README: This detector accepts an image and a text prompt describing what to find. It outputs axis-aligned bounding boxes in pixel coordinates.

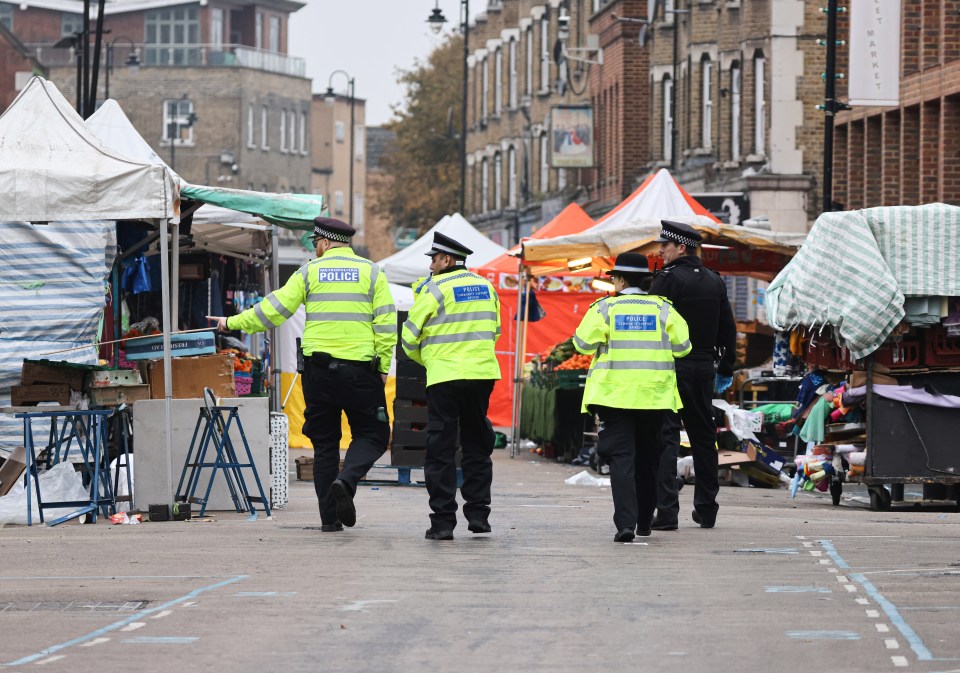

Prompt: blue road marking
[735,548,800,554]
[3,575,247,666]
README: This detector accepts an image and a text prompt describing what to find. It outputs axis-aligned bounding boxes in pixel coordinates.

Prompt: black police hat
[313,217,356,243]
[425,231,473,259]
[606,252,652,276]
[656,219,702,247]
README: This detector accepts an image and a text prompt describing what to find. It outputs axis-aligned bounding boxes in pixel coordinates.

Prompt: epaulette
[589,296,608,309]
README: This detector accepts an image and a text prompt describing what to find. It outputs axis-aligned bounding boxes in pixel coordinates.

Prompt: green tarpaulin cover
[181,184,325,230]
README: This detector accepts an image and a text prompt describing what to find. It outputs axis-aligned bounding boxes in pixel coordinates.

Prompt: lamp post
[324,71,356,227]
[426,0,469,215]
[168,94,198,173]
[104,36,140,100]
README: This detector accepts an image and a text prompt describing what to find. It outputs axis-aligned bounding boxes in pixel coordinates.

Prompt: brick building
[2,0,311,199]
[464,0,596,246]
[364,126,398,262]
[645,0,826,232]
[0,23,45,111]
[832,1,960,210]
[310,93,368,254]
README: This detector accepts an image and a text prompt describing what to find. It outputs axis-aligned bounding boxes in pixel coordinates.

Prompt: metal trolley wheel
[868,485,892,511]
[829,477,843,507]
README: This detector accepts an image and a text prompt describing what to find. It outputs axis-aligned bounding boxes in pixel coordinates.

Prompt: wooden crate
[21,361,86,390]
[11,384,71,406]
[87,384,151,406]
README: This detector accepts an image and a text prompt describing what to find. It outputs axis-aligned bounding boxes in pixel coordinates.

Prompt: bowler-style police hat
[425,232,473,259]
[606,252,652,276]
[313,217,356,243]
[656,220,702,247]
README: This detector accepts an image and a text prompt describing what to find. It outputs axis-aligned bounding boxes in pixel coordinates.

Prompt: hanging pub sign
[848,0,901,106]
[550,105,594,168]
[690,192,750,225]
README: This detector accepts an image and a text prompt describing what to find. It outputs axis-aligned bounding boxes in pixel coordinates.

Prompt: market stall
[767,204,960,509]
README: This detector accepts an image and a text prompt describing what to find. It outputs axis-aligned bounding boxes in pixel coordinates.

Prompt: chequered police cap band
[313,226,352,243]
[660,228,699,247]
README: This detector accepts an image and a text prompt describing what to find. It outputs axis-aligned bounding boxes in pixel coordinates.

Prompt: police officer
[650,220,737,530]
[400,232,501,541]
[573,253,691,542]
[208,217,396,532]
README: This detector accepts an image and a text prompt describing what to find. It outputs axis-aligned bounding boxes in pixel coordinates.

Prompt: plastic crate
[235,372,252,396]
[923,327,960,367]
[872,338,921,369]
[556,370,588,388]
[804,339,839,369]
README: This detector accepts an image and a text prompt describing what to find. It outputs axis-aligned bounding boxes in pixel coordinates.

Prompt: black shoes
[320,522,343,532]
[636,528,652,537]
[651,517,679,531]
[331,479,356,528]
[614,528,636,543]
[425,528,454,540]
[691,510,716,529]
[467,520,492,534]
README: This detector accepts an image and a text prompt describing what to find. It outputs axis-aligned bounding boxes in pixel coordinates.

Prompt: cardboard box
[125,331,217,361]
[0,446,27,497]
[21,360,87,390]
[11,384,71,406]
[295,456,314,481]
[147,354,235,400]
[88,384,151,406]
[741,439,786,474]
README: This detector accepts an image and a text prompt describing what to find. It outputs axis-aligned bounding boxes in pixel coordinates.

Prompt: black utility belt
[306,351,379,372]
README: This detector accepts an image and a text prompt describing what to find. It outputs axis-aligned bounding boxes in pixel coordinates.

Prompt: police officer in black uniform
[650,220,737,530]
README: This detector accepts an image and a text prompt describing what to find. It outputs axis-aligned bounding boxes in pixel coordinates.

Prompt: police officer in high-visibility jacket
[208,217,396,533]
[400,232,501,541]
[573,253,691,543]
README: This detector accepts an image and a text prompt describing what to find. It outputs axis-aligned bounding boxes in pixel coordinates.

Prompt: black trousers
[424,379,496,530]
[656,358,719,524]
[593,406,666,533]
[302,360,389,525]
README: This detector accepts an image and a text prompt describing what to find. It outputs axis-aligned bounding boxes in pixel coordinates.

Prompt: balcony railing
[25,43,306,78]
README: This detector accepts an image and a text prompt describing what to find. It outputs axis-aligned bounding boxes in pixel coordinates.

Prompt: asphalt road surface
[2,451,959,673]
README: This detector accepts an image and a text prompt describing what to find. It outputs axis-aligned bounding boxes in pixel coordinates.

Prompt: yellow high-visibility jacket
[400,268,501,386]
[227,247,396,373]
[573,290,691,412]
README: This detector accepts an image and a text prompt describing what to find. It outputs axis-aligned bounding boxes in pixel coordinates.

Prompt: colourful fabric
[573,290,691,413]
[799,396,831,444]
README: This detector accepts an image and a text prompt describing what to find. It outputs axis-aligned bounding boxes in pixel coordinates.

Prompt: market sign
[848,0,901,107]
[550,105,594,168]
[690,192,749,225]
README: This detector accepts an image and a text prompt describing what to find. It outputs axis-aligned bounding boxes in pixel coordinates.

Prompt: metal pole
[270,225,281,412]
[104,44,111,100]
[671,8,679,171]
[171,220,179,332]
[460,0,469,214]
[822,0,839,213]
[88,0,106,116]
[81,0,90,117]
[348,78,355,227]
[157,220,175,506]
[75,35,82,115]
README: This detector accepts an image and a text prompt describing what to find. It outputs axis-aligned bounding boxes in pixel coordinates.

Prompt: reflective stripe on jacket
[400,269,502,386]
[226,247,396,373]
[573,292,691,412]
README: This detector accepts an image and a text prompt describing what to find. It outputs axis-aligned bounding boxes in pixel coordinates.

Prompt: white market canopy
[86,99,183,186]
[0,77,177,222]
[377,213,509,285]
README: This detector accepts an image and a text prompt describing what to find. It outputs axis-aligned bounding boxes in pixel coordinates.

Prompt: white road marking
[35,655,66,665]
[340,599,399,612]
[885,639,900,649]
[803,542,814,548]
[856,597,870,605]
[845,584,858,593]
[151,610,173,619]
[820,559,832,565]
[120,623,145,632]
[796,535,807,540]
[866,610,880,618]
[876,623,890,633]
[836,575,849,582]
[80,638,110,647]
[181,602,197,607]
[891,655,908,667]
[809,551,823,557]
[828,568,839,573]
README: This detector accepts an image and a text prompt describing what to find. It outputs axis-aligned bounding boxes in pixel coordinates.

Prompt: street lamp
[168,94,198,173]
[104,36,140,101]
[324,70,356,227]
[425,0,469,215]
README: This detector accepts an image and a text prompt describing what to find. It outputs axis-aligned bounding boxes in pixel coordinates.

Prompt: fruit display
[543,338,592,370]
[220,347,258,373]
[555,353,592,370]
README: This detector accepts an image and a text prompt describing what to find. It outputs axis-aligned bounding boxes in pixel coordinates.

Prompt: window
[481,57,489,122]
[280,108,287,151]
[701,57,713,149]
[507,147,517,208]
[0,4,13,31]
[481,158,489,212]
[61,12,83,37]
[730,62,741,160]
[335,120,345,142]
[300,111,307,153]
[144,6,200,65]
[269,16,280,53]
[210,8,223,48]
[754,52,766,155]
[333,190,344,214]
[247,104,255,148]
[524,27,533,96]
[289,110,296,151]
[261,105,269,149]
[663,76,673,163]
[508,39,518,109]
[162,99,195,145]
[557,168,567,190]
[494,47,503,115]
[354,124,364,159]
[494,152,502,210]
[255,12,263,49]
[540,133,549,192]
[354,193,364,229]
[540,17,550,91]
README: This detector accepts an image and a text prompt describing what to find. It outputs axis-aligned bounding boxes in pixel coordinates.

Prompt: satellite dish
[638,23,649,48]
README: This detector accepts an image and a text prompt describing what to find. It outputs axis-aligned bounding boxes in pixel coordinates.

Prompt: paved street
[2,450,959,673]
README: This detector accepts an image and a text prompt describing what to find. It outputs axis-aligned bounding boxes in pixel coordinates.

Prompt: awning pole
[270,225,281,412]
[171,220,179,333]
[157,219,175,506]
[510,262,532,458]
